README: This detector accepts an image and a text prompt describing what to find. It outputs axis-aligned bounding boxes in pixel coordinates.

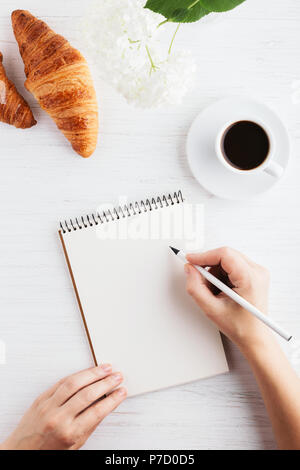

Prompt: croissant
[0,51,36,129]
[11,10,98,158]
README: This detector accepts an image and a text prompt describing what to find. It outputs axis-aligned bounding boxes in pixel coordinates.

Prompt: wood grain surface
[0,0,299,450]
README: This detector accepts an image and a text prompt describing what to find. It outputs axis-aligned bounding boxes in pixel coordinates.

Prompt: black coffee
[221,120,270,171]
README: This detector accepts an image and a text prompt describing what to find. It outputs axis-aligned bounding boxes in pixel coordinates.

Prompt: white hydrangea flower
[81,0,196,108]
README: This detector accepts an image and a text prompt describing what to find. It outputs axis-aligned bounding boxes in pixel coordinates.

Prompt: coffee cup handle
[263,161,284,178]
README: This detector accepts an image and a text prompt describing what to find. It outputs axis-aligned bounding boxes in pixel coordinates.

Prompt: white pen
[169,246,293,342]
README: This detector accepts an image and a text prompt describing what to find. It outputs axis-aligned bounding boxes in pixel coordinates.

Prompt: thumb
[185,264,219,314]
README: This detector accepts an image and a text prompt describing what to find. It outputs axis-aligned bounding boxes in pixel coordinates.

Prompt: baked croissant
[0,51,36,128]
[11,10,98,158]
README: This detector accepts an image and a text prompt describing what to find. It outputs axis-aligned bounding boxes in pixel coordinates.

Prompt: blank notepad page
[60,201,228,396]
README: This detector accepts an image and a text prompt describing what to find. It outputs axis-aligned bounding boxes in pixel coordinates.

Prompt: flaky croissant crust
[12,10,98,157]
[0,51,36,129]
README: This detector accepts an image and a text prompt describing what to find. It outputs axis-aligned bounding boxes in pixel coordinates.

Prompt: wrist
[0,433,22,450]
[0,439,12,450]
[238,330,278,361]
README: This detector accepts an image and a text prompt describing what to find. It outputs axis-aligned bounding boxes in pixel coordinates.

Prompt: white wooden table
[0,0,299,450]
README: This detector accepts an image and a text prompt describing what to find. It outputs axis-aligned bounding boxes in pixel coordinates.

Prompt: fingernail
[117,387,127,396]
[101,363,112,372]
[184,264,190,275]
[112,373,122,383]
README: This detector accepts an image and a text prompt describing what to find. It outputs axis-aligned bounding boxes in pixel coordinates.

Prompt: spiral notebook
[59,191,228,396]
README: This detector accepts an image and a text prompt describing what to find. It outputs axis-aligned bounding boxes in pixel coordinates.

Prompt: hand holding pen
[175,246,300,450]
[171,246,289,349]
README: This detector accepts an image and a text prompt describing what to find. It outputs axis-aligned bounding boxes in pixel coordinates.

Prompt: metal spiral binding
[59,190,183,234]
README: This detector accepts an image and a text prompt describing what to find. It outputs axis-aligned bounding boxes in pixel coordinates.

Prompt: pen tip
[169,246,179,255]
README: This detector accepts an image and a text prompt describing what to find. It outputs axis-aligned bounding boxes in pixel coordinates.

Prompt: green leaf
[145,0,210,23]
[199,0,246,12]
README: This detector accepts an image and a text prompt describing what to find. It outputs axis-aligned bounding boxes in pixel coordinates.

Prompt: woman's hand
[0,365,126,450]
[185,247,300,450]
[185,247,273,351]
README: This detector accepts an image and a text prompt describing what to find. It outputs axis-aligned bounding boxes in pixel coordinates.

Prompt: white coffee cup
[215,119,283,178]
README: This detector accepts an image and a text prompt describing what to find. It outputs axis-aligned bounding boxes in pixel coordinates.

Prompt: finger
[185,264,219,312]
[207,265,234,295]
[187,247,250,288]
[187,247,245,267]
[35,379,66,403]
[75,387,127,433]
[63,372,123,416]
[52,364,113,406]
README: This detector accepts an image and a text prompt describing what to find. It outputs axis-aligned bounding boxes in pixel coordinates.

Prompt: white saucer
[186,97,290,200]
